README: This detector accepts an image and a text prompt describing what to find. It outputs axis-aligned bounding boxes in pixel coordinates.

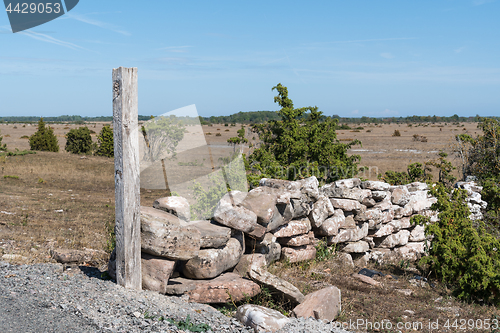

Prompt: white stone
[236,304,290,332]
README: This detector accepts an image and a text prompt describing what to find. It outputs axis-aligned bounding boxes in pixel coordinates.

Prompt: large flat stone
[249,266,305,304]
[328,222,368,244]
[281,244,316,263]
[272,218,311,238]
[183,234,243,279]
[361,181,391,191]
[278,231,314,247]
[330,198,365,213]
[292,286,341,322]
[140,206,201,260]
[190,220,231,249]
[213,192,259,233]
[165,272,260,303]
[375,230,410,248]
[153,196,191,222]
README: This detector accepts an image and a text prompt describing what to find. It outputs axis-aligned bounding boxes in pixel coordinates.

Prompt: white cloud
[380,52,395,59]
[455,46,466,53]
[67,13,131,36]
[352,110,359,115]
[18,30,87,51]
[158,46,193,53]
[473,0,495,5]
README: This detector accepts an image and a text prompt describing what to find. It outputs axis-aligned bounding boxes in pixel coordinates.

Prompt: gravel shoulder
[0,261,352,333]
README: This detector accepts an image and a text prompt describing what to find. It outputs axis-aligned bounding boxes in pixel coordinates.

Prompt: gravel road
[0,261,353,333]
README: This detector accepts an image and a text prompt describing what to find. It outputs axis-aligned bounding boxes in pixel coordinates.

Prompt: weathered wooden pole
[112,67,141,290]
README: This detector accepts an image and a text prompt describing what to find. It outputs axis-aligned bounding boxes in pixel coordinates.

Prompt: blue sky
[1,0,499,118]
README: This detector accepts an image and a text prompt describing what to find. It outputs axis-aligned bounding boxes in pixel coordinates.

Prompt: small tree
[0,129,6,151]
[246,83,361,186]
[418,183,500,304]
[96,125,114,157]
[65,126,93,154]
[227,126,248,152]
[29,117,59,152]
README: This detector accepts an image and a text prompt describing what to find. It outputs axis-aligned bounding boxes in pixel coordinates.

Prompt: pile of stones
[104,176,487,331]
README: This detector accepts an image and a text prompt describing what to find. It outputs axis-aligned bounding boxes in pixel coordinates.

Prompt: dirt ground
[1,120,497,333]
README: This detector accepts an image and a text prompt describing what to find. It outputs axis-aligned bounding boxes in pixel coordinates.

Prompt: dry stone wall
[108,176,487,307]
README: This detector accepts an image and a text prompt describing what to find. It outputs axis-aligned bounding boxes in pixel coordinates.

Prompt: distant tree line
[0,115,153,123]
[1,113,498,125]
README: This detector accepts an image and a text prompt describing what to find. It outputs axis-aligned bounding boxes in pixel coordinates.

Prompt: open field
[1,120,497,333]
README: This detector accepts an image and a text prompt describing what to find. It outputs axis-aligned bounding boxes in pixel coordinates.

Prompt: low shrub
[29,118,59,152]
[95,125,114,158]
[65,126,93,154]
[392,130,401,137]
[419,183,500,305]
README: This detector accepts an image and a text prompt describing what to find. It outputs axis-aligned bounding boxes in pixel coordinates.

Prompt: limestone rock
[190,220,231,249]
[213,192,258,233]
[259,178,301,191]
[278,231,315,247]
[353,273,380,286]
[391,187,411,206]
[272,218,311,238]
[361,197,376,208]
[292,286,341,322]
[329,188,372,203]
[394,242,425,261]
[140,207,201,260]
[236,304,290,333]
[249,266,305,304]
[308,195,334,228]
[297,176,320,200]
[393,204,413,219]
[315,210,344,236]
[165,273,260,303]
[50,248,95,264]
[328,223,368,244]
[372,191,390,201]
[338,215,356,229]
[335,178,361,189]
[183,235,243,279]
[354,208,383,226]
[374,200,392,212]
[342,240,369,253]
[141,253,176,294]
[361,181,390,191]
[281,244,317,264]
[409,225,426,242]
[375,230,410,248]
[388,217,411,232]
[330,198,365,213]
[407,182,429,192]
[153,196,191,221]
[290,198,310,219]
[233,253,267,277]
[240,187,285,230]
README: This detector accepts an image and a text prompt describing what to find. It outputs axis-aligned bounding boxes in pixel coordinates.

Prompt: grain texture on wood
[113,67,141,290]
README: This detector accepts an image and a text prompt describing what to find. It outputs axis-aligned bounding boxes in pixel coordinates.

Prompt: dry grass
[269,252,500,333]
